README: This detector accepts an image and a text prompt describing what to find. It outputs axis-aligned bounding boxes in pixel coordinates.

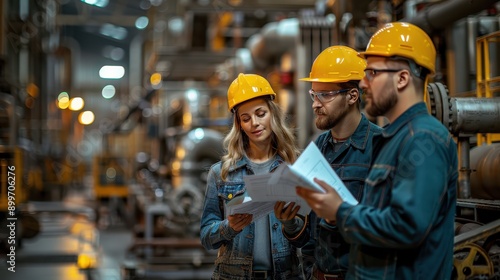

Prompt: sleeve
[337,132,452,248]
[283,213,310,246]
[199,167,239,250]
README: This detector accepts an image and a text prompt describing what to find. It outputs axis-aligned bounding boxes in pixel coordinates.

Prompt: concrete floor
[0,176,215,280]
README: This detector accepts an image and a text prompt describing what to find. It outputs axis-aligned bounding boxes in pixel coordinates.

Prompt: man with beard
[274,45,381,280]
[296,22,459,279]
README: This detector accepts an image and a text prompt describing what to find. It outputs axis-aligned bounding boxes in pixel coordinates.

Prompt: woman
[200,73,303,280]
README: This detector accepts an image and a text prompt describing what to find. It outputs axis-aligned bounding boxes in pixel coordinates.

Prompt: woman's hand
[228,214,253,232]
[274,201,300,223]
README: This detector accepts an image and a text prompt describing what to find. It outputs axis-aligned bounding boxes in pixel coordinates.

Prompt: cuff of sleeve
[336,201,355,229]
[221,219,239,239]
[319,219,337,230]
[283,215,308,241]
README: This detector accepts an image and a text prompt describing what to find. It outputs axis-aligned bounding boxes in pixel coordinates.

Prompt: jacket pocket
[365,166,393,187]
[218,183,246,203]
[364,166,394,206]
[339,165,370,201]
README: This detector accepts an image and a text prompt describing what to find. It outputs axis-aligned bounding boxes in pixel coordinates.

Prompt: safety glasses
[363,68,405,81]
[309,88,351,103]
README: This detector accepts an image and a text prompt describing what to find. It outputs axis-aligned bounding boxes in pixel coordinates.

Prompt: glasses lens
[364,69,375,80]
[309,89,349,103]
[318,92,335,102]
[309,91,316,101]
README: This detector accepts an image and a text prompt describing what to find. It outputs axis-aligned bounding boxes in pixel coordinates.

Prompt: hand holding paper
[244,142,358,211]
[296,177,345,222]
[226,196,277,222]
[288,142,358,205]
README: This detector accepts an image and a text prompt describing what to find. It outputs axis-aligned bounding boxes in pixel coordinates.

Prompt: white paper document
[244,141,358,208]
[225,196,276,222]
[244,171,312,216]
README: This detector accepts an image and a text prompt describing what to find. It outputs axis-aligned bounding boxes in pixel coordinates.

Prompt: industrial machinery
[1,1,500,279]
[119,82,227,279]
[424,26,500,278]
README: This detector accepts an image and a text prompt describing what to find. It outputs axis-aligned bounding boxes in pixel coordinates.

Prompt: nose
[312,96,322,109]
[359,76,368,89]
[251,115,260,126]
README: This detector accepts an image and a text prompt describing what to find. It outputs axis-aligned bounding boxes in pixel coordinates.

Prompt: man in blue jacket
[274,45,382,280]
[297,22,458,280]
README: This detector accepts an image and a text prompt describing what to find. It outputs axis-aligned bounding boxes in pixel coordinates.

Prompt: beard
[365,87,398,117]
[314,103,349,130]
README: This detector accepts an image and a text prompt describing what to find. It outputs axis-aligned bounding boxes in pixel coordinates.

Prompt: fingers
[313,178,333,193]
[228,214,252,232]
[274,201,300,221]
[274,201,286,215]
[296,186,317,200]
[296,184,340,222]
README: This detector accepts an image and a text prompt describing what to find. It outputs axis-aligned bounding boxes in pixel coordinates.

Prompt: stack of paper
[226,142,358,221]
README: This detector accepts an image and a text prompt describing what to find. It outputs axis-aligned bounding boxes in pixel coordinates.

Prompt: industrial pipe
[470,143,500,200]
[402,0,499,34]
[245,18,300,70]
[450,97,500,135]
[458,137,472,199]
[171,127,224,191]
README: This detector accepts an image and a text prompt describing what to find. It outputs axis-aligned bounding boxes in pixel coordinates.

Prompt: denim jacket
[200,155,303,280]
[337,102,458,280]
[285,114,382,278]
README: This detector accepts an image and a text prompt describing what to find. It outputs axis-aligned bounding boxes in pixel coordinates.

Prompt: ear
[397,70,411,90]
[347,89,359,105]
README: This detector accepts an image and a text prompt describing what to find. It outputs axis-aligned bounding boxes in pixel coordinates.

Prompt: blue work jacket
[286,114,382,278]
[337,102,458,279]
[200,155,303,280]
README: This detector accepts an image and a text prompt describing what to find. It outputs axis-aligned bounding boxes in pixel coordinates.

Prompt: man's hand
[228,214,252,232]
[274,201,300,223]
[296,178,343,222]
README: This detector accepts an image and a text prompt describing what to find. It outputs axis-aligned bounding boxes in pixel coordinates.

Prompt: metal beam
[56,15,140,26]
[402,0,500,34]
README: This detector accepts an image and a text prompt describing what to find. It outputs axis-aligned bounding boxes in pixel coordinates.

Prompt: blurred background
[1,0,500,279]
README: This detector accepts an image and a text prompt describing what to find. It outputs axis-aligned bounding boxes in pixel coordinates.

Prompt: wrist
[325,218,336,225]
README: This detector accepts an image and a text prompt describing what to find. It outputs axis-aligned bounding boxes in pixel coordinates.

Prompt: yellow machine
[0,147,25,213]
[92,155,129,199]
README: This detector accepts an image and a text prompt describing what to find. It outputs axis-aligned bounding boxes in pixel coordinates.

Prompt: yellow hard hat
[359,22,436,75]
[227,73,276,112]
[300,45,366,83]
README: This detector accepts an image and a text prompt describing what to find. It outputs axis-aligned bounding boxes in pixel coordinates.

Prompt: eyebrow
[239,107,265,118]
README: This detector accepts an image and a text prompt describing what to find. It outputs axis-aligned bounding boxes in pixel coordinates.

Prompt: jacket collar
[382,102,428,138]
[326,113,374,151]
[228,154,284,173]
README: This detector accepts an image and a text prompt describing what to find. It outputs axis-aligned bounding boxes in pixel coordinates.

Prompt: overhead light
[79,111,95,125]
[100,23,127,40]
[102,85,116,99]
[69,97,85,111]
[99,66,125,79]
[135,16,149,30]
[81,0,109,8]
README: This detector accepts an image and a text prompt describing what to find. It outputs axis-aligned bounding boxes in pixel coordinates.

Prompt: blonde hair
[220,98,299,181]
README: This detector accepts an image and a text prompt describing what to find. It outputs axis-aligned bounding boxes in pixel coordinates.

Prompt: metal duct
[427,83,500,136]
[402,0,500,33]
[470,143,500,200]
[450,98,500,135]
[171,127,224,191]
[246,18,300,70]
[427,83,500,200]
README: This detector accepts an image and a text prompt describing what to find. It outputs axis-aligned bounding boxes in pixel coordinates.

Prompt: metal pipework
[470,143,500,200]
[450,97,500,135]
[402,0,499,34]
[427,83,500,199]
[458,137,471,199]
[427,83,500,136]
